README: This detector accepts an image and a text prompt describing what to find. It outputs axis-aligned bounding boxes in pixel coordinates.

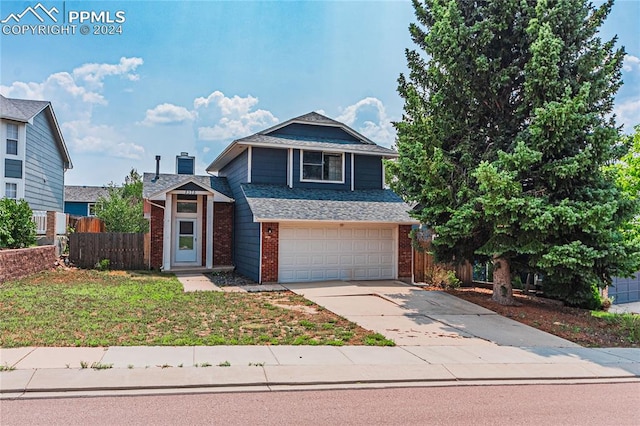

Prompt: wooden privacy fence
[69,232,145,270]
[413,242,473,286]
[71,217,106,233]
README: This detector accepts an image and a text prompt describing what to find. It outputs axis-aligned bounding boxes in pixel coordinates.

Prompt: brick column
[398,224,413,283]
[150,202,164,269]
[213,202,234,266]
[45,211,56,241]
[261,222,279,283]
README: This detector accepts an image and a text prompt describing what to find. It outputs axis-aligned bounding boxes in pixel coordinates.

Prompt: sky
[1,0,639,186]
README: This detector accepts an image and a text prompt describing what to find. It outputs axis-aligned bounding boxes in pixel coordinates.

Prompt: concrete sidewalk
[1,345,639,398]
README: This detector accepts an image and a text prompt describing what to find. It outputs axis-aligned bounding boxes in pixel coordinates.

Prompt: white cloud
[141,91,278,146]
[615,98,640,133]
[72,57,143,88]
[195,91,278,141]
[194,90,260,116]
[623,55,640,72]
[141,103,196,126]
[0,57,145,162]
[62,120,144,160]
[1,57,143,105]
[336,97,396,146]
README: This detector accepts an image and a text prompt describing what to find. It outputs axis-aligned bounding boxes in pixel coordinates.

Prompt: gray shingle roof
[288,111,343,126]
[65,186,109,202]
[236,133,397,156]
[0,95,72,169]
[142,173,233,199]
[241,184,417,223]
[0,95,49,122]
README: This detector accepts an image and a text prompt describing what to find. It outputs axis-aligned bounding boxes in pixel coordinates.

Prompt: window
[302,151,343,182]
[88,203,96,216]
[6,123,18,155]
[5,182,17,199]
[177,201,197,213]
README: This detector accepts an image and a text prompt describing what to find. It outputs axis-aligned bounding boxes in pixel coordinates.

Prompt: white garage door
[278,224,396,283]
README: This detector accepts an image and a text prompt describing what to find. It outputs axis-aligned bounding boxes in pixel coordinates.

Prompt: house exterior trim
[252,218,418,225]
[148,178,234,202]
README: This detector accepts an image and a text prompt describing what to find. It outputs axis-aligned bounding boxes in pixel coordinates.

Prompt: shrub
[95,258,111,271]
[0,198,36,249]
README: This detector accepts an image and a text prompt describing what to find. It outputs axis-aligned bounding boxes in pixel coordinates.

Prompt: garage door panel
[326,241,340,251]
[326,255,340,265]
[340,228,354,238]
[278,224,397,283]
[354,254,367,264]
[354,241,368,251]
[340,255,354,265]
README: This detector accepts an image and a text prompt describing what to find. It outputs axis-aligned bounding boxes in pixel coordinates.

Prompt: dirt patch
[440,287,639,348]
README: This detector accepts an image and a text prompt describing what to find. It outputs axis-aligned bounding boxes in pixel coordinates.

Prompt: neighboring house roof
[0,95,73,170]
[207,111,397,172]
[142,172,234,200]
[65,186,109,203]
[241,184,418,224]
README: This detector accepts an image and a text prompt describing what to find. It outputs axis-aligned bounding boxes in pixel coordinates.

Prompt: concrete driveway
[284,280,579,347]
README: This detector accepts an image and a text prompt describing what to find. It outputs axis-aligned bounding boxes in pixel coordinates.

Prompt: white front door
[175,218,197,263]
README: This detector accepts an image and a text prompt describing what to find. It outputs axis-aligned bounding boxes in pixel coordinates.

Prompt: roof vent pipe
[154,155,161,181]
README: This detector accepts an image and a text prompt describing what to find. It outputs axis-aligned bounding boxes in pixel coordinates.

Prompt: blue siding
[293,149,351,190]
[269,123,360,142]
[65,201,89,216]
[354,155,383,190]
[610,273,640,304]
[219,149,260,281]
[24,113,65,211]
[251,147,287,185]
[4,159,22,178]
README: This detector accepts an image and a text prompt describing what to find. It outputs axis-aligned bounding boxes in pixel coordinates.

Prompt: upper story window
[301,150,343,182]
[6,123,18,156]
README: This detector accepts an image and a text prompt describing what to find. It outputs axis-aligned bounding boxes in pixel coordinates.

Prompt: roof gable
[0,95,49,122]
[1,95,72,170]
[260,111,375,145]
[142,172,234,201]
[207,111,396,172]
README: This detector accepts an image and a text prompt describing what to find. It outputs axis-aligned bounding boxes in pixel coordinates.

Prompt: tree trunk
[492,255,515,305]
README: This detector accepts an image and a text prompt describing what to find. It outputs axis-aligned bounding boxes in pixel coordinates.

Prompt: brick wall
[261,222,279,283]
[149,202,164,269]
[201,201,207,267]
[0,246,57,283]
[398,224,413,283]
[213,202,233,266]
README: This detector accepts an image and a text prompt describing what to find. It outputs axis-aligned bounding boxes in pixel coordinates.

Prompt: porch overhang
[147,178,234,203]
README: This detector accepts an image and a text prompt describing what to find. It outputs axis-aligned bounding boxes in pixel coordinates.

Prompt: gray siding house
[1,95,72,212]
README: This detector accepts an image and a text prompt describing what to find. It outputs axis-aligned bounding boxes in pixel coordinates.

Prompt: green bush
[0,198,36,249]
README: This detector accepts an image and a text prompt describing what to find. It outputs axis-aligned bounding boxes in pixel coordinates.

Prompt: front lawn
[0,269,390,347]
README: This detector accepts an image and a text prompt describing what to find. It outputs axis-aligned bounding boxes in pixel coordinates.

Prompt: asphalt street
[2,383,639,425]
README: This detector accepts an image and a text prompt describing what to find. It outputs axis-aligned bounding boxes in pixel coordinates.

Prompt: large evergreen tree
[389,0,639,307]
